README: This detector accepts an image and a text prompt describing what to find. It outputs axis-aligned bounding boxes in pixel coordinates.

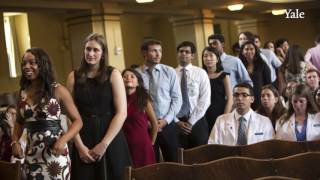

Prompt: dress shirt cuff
[174,117,180,123]
[163,115,173,124]
[188,117,198,126]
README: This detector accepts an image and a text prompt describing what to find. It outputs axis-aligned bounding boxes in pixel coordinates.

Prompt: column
[170,9,214,66]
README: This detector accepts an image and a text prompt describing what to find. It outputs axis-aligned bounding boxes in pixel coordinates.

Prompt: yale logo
[285,9,305,19]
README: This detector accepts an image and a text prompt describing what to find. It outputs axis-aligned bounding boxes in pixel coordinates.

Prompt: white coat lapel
[225,111,237,144]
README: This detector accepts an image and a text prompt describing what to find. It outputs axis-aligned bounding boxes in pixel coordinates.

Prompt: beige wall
[0,11,73,93]
[28,12,73,85]
[0,7,319,94]
[257,16,318,52]
[0,13,20,93]
[121,14,177,69]
[67,15,93,70]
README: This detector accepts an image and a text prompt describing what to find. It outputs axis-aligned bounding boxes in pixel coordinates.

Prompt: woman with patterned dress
[122,68,157,168]
[67,33,131,180]
[11,47,83,180]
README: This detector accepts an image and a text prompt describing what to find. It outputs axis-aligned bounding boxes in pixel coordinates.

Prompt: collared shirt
[136,64,182,124]
[305,44,320,71]
[175,64,211,126]
[234,109,253,137]
[260,49,282,82]
[220,53,253,88]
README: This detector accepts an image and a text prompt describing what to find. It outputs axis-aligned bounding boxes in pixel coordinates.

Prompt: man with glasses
[175,41,211,149]
[208,34,253,88]
[208,83,274,145]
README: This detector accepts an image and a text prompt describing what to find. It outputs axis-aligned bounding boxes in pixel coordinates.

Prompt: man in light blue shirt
[136,39,182,162]
[208,34,253,88]
[254,35,282,83]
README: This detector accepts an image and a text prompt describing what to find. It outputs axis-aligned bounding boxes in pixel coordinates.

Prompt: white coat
[208,109,274,145]
[275,113,320,141]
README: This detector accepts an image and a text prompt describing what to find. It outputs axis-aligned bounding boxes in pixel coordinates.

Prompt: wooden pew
[124,162,193,180]
[179,139,319,164]
[125,152,320,180]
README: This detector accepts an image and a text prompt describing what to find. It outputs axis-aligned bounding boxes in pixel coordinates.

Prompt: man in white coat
[208,83,274,145]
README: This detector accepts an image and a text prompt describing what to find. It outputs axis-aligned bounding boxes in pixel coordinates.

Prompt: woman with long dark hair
[276,84,320,141]
[122,68,157,167]
[256,85,287,128]
[67,33,131,180]
[278,44,315,95]
[202,46,233,133]
[11,47,83,179]
[239,41,272,110]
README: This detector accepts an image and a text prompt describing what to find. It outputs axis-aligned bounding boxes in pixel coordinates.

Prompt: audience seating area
[125,140,320,180]
[126,152,320,180]
[178,139,320,164]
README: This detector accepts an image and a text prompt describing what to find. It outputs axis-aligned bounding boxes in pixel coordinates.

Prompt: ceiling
[0,0,319,18]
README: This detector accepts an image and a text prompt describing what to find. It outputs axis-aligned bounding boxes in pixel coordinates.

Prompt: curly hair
[20,47,56,104]
[239,41,266,72]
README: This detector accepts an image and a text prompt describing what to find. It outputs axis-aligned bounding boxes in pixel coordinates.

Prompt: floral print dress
[18,86,70,180]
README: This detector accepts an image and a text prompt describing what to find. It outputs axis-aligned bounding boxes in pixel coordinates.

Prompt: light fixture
[271,9,286,15]
[257,0,313,3]
[136,0,154,3]
[227,4,244,11]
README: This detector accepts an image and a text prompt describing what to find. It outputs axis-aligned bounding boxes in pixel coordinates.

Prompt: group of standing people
[5,30,320,180]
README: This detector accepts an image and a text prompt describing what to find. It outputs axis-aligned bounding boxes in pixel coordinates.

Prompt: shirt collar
[142,64,160,73]
[235,109,253,122]
[220,52,226,60]
[178,63,192,71]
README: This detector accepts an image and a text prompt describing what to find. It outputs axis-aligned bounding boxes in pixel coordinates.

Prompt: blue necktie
[237,116,247,145]
[178,68,190,118]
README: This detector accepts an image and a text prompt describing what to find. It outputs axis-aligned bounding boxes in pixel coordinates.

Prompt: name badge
[254,132,264,135]
[313,124,320,127]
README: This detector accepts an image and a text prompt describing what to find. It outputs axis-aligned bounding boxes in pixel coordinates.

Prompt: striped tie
[237,116,247,145]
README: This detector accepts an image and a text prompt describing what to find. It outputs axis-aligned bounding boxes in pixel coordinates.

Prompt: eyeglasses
[21,60,37,67]
[233,92,251,98]
[316,93,320,97]
[178,50,192,54]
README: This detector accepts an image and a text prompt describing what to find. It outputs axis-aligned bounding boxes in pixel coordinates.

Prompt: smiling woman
[11,47,83,180]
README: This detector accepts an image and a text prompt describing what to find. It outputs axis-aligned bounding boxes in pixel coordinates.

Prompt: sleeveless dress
[18,84,71,180]
[122,93,155,168]
[71,67,132,180]
[205,72,229,133]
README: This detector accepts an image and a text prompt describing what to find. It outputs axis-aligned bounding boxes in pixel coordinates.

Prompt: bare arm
[89,69,127,160]
[66,71,95,163]
[100,69,127,146]
[223,75,233,113]
[53,85,83,155]
[145,100,158,144]
[11,121,24,158]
